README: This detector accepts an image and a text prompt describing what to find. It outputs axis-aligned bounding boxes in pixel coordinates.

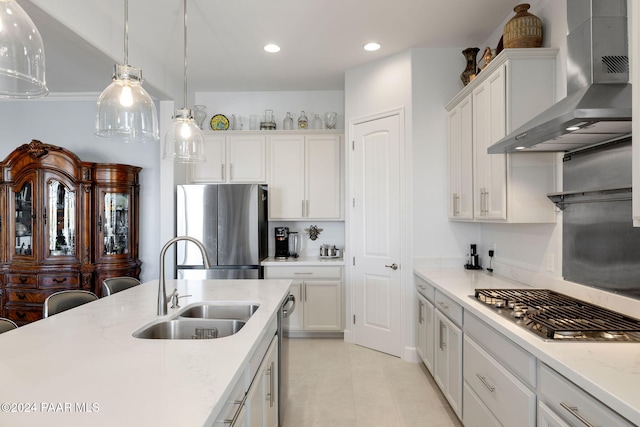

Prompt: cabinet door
[448,96,474,220]
[434,310,462,419]
[247,372,263,427]
[190,134,225,183]
[416,292,435,374]
[473,68,507,220]
[12,177,36,260]
[96,188,134,262]
[263,338,278,427]
[538,402,570,427]
[228,135,267,183]
[287,282,304,331]
[43,176,78,261]
[305,135,342,219]
[303,280,342,331]
[269,135,305,219]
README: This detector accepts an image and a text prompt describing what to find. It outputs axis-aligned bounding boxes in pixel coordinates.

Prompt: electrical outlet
[546,252,555,272]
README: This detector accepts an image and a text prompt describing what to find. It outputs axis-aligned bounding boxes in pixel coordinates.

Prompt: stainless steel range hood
[488,0,630,154]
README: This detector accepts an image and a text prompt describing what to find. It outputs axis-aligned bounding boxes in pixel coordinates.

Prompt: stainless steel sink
[178,303,259,321]
[132,318,246,340]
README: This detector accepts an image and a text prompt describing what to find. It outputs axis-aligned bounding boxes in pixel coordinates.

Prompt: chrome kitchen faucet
[158,236,211,315]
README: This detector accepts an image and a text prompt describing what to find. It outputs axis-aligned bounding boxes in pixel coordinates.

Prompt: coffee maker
[275,227,289,259]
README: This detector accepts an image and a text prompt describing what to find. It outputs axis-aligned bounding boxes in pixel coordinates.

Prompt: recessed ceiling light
[515,146,526,150]
[264,44,281,53]
[363,42,381,52]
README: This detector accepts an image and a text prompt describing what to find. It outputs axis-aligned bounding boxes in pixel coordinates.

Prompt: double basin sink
[133,303,260,340]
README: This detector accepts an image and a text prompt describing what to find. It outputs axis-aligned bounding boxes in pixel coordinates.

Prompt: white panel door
[352,114,402,357]
[269,135,305,219]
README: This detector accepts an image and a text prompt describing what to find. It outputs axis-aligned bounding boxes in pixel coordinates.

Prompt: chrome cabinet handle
[475,373,495,392]
[385,263,398,270]
[224,394,247,425]
[230,163,233,180]
[439,320,446,350]
[266,361,275,407]
[418,300,423,324]
[301,200,305,217]
[560,402,597,427]
[437,301,449,310]
[221,164,225,181]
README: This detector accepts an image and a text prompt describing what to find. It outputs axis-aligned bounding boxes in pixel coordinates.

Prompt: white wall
[195,91,345,131]
[0,96,162,282]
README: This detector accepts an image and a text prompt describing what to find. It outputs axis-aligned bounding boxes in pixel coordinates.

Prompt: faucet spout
[158,236,211,315]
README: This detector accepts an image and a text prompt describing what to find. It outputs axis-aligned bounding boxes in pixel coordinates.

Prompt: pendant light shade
[95,0,158,143]
[163,0,205,163]
[96,64,158,142]
[163,108,205,163]
[0,0,48,98]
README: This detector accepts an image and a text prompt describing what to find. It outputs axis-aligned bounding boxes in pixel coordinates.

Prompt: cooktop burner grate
[474,288,640,341]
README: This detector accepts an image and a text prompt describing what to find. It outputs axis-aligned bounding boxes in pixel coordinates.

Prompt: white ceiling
[22,0,520,97]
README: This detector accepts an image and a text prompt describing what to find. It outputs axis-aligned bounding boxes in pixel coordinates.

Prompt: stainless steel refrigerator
[176,184,268,279]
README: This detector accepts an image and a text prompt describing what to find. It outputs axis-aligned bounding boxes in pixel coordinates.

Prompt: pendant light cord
[183,0,188,109]
[124,0,129,65]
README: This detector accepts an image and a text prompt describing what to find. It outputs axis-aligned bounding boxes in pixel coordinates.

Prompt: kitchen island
[415,267,640,425]
[0,279,291,427]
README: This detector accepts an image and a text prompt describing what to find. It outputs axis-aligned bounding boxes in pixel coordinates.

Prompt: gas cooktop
[473,288,640,342]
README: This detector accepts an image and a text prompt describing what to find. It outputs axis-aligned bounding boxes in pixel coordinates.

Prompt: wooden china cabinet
[0,140,142,324]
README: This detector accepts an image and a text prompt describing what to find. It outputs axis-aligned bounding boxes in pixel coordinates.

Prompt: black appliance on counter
[473,288,640,342]
[275,227,289,259]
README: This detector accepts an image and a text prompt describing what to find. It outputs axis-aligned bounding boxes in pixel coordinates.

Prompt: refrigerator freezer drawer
[177,267,263,280]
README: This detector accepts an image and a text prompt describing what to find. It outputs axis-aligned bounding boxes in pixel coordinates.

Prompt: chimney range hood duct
[488,0,631,154]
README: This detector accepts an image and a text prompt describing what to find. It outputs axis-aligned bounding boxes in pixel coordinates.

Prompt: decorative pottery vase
[503,3,542,48]
[460,47,480,86]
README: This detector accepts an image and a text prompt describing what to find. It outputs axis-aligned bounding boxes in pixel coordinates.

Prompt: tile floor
[283,338,463,427]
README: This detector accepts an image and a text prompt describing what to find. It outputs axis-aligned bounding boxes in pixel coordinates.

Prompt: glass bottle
[298,111,308,129]
[311,114,323,129]
[193,105,207,129]
[283,112,294,130]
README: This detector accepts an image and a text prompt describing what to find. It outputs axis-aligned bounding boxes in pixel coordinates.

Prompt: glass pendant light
[0,0,48,98]
[163,0,205,163]
[96,0,158,143]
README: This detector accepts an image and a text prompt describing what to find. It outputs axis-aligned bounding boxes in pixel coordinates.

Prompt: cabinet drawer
[39,275,79,288]
[538,363,634,427]
[6,274,37,288]
[264,266,342,280]
[465,311,536,387]
[463,382,502,427]
[5,305,43,324]
[6,289,55,304]
[464,335,535,427]
[435,289,462,326]
[415,275,435,303]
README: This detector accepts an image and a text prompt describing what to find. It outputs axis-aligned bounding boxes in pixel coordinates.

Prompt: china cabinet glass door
[14,181,34,257]
[102,192,130,255]
[47,179,76,257]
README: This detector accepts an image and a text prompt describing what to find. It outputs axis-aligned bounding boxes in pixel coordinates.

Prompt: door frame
[345,107,414,360]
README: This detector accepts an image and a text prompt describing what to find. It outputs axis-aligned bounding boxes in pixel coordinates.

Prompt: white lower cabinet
[416,290,435,374]
[463,312,536,427]
[247,336,278,427]
[464,335,535,427]
[434,304,462,419]
[213,322,278,426]
[537,363,634,427]
[463,382,502,427]
[538,401,570,427]
[264,266,343,334]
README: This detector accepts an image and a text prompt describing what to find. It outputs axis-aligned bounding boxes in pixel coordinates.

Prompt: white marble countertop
[0,279,291,427]
[414,267,640,425]
[261,256,345,266]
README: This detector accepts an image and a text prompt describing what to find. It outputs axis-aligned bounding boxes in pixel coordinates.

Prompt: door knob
[385,263,399,270]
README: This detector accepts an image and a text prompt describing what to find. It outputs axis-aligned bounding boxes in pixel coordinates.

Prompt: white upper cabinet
[269,132,343,220]
[633,1,640,226]
[446,48,559,223]
[189,132,267,183]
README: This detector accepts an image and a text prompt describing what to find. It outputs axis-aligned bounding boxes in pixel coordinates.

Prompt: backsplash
[268,221,345,257]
